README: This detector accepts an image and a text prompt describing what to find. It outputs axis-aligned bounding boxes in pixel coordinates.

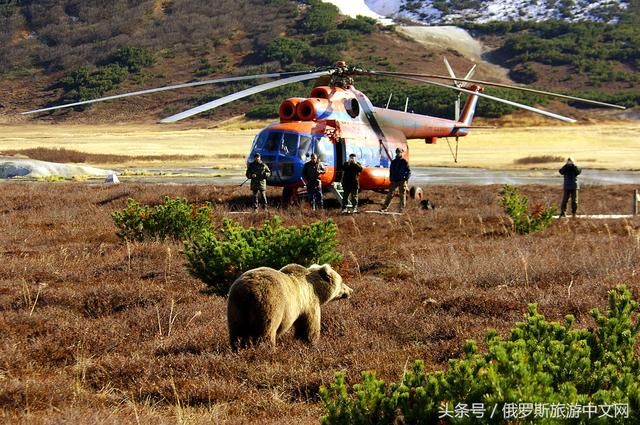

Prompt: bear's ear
[319,264,332,282]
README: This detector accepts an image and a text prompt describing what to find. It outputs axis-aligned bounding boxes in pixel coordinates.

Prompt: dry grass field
[1,120,639,170]
[0,181,639,424]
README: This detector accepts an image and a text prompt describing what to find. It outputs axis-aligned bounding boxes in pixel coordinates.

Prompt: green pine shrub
[60,64,129,103]
[111,46,155,73]
[111,197,213,242]
[320,285,640,424]
[501,184,556,234]
[184,216,342,296]
[58,46,154,104]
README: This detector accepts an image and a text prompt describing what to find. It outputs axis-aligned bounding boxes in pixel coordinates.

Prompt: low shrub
[320,285,640,424]
[111,197,212,242]
[501,184,556,234]
[184,216,342,295]
[59,64,129,103]
[514,155,565,165]
[337,16,377,34]
[111,46,154,73]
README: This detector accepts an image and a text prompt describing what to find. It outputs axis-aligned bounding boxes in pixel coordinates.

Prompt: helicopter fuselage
[247,85,480,191]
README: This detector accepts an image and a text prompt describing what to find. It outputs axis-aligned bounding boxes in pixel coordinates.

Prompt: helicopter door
[334,138,346,182]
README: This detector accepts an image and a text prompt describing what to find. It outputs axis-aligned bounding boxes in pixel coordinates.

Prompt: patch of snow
[361,0,401,17]
[360,0,628,24]
[321,0,394,25]
[0,158,116,179]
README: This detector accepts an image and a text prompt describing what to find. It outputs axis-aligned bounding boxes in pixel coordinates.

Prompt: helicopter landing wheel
[409,186,423,201]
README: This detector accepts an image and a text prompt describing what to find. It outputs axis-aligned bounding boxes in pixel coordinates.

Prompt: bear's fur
[227,263,352,349]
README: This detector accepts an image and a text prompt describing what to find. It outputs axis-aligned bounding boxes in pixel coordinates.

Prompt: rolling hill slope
[0,0,638,124]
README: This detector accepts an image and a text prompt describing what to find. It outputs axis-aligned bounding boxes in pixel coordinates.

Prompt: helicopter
[23,60,625,204]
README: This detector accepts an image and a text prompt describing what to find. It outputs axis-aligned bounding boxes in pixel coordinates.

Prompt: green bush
[111,197,213,242]
[111,46,155,73]
[263,37,310,65]
[60,64,129,103]
[184,216,342,295]
[338,16,377,34]
[57,46,154,104]
[246,104,279,119]
[321,285,640,424]
[299,0,339,34]
[501,185,556,234]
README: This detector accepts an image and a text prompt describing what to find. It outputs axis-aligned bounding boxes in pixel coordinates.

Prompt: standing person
[380,148,411,213]
[302,153,326,210]
[341,153,363,213]
[246,153,271,210]
[559,157,581,217]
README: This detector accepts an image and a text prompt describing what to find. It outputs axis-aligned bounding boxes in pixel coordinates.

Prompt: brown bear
[227,263,352,350]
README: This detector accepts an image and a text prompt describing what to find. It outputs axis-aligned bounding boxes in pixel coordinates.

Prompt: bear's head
[307,264,352,305]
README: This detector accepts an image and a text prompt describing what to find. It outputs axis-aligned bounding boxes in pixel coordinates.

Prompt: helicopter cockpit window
[298,135,312,160]
[264,131,282,152]
[314,136,334,164]
[281,133,298,156]
[251,131,268,152]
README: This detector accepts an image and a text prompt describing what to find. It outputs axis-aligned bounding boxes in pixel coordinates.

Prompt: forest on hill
[1,0,638,122]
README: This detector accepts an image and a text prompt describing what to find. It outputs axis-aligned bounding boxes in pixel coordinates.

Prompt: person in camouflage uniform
[246,153,271,210]
[302,153,326,210]
[380,147,411,213]
[341,153,363,213]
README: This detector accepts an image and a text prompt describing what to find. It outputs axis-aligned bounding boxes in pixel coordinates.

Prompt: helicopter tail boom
[458,85,482,126]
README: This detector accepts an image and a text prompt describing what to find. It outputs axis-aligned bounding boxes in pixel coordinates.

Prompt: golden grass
[408,122,640,170]
[0,182,638,423]
[1,121,639,170]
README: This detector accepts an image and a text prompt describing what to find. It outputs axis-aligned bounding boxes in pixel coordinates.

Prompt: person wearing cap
[380,147,411,212]
[302,153,326,210]
[246,153,271,210]
[559,157,581,217]
[341,153,363,213]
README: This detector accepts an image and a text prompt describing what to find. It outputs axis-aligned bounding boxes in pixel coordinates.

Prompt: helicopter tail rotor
[444,58,477,121]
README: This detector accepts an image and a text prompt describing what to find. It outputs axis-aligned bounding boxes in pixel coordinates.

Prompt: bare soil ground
[0,182,638,423]
[1,120,639,170]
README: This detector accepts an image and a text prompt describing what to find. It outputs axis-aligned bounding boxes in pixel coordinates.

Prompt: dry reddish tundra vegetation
[0,181,639,424]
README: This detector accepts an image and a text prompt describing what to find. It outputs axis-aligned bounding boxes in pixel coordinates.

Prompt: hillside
[0,0,638,124]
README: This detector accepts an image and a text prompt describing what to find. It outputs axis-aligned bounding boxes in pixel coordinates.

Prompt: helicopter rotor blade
[443,57,459,86]
[443,59,463,120]
[463,64,477,85]
[160,70,329,123]
[397,76,578,123]
[21,70,318,115]
[365,70,627,110]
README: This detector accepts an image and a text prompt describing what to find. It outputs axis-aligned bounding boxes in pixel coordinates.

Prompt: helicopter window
[251,131,268,151]
[282,133,298,156]
[314,136,334,164]
[264,131,282,152]
[299,135,312,159]
[345,98,360,119]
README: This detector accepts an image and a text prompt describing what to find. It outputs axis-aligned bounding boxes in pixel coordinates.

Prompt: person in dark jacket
[341,153,363,213]
[246,153,271,210]
[302,153,326,210]
[381,147,411,212]
[559,157,581,217]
